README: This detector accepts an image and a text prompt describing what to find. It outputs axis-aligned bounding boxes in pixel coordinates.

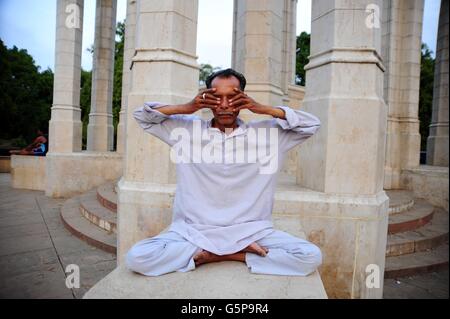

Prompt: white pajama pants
[125,229,322,277]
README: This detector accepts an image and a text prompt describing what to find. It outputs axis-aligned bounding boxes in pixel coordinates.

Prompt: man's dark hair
[205,68,246,91]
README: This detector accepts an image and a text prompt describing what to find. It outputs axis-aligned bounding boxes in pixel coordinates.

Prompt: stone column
[382,0,424,189]
[87,0,117,152]
[427,0,449,166]
[116,0,137,154]
[49,0,84,153]
[117,0,199,261]
[231,0,285,116]
[296,0,389,298]
[281,0,298,103]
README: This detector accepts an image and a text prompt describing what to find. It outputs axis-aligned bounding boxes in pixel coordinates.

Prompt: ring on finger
[202,93,206,100]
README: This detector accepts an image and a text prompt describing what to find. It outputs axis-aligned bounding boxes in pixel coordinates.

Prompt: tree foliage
[295,32,310,86]
[419,43,435,152]
[0,39,53,145]
[199,63,220,86]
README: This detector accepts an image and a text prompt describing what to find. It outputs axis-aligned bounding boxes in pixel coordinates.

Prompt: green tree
[80,69,92,149]
[112,21,125,149]
[0,39,53,144]
[419,43,435,152]
[199,63,219,85]
[295,32,310,86]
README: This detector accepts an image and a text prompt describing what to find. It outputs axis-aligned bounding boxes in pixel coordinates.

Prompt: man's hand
[183,88,220,114]
[229,88,285,119]
[154,88,220,116]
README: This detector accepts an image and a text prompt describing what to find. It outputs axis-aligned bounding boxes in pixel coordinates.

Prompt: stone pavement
[0,173,448,299]
[383,270,449,299]
[0,174,116,299]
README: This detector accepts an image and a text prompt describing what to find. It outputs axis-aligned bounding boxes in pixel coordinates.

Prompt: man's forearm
[154,104,193,116]
[260,105,286,120]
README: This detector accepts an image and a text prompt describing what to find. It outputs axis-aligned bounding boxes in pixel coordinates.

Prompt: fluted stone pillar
[116,0,137,154]
[117,0,199,261]
[87,0,117,152]
[296,0,389,298]
[281,0,298,103]
[231,0,285,116]
[427,0,449,166]
[382,0,424,189]
[49,0,84,153]
[46,0,84,197]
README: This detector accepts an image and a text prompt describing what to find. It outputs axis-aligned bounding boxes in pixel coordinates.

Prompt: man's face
[210,76,241,127]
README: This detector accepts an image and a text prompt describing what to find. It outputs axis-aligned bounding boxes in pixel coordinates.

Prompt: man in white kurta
[126,69,322,277]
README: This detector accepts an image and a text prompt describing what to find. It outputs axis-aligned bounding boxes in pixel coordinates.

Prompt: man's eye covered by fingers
[210,88,242,101]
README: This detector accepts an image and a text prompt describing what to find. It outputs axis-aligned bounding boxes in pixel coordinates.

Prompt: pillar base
[427,135,449,167]
[273,188,389,299]
[117,179,175,262]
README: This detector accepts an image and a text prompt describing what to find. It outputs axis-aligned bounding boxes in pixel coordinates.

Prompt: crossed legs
[126,229,322,277]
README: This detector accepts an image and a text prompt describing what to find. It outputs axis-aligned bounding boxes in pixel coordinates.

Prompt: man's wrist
[264,106,286,119]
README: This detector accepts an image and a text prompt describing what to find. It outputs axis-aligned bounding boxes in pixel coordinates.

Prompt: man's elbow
[311,120,321,135]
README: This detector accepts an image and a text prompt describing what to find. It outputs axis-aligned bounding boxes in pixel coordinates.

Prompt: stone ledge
[401,165,449,212]
[11,155,46,190]
[0,156,11,173]
[45,152,123,198]
[83,264,327,299]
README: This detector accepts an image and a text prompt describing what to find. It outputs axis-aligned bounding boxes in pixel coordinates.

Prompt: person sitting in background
[9,129,48,156]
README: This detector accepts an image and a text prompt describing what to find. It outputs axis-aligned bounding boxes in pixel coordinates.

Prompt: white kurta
[133,102,321,256]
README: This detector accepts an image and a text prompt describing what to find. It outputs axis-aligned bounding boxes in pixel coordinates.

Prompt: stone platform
[83,263,327,299]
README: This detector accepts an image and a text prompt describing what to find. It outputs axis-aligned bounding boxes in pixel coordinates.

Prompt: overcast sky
[0,0,442,71]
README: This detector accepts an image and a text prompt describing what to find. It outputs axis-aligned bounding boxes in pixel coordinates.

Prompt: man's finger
[200,99,220,106]
[200,88,217,95]
[229,97,248,107]
[229,93,245,102]
[203,93,220,101]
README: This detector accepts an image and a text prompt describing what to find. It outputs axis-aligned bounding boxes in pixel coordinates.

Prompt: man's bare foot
[243,242,269,257]
[193,250,246,266]
[193,250,217,266]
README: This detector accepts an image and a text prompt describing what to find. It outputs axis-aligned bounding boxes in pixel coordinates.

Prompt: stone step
[60,196,117,254]
[386,208,449,257]
[385,190,415,215]
[97,182,117,213]
[385,244,449,279]
[388,199,435,234]
[80,190,117,233]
